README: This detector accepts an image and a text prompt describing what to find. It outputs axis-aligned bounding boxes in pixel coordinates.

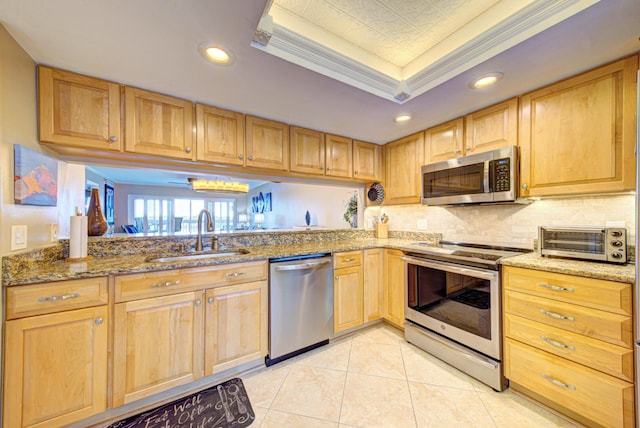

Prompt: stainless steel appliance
[539,226,627,263]
[422,146,520,206]
[403,242,527,391]
[267,253,333,366]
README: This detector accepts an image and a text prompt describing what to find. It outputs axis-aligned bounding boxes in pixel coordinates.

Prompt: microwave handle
[484,160,491,193]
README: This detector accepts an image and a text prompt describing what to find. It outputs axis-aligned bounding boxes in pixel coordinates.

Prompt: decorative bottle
[87,187,108,236]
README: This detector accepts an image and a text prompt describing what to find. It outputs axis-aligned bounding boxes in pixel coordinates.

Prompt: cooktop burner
[406,241,528,269]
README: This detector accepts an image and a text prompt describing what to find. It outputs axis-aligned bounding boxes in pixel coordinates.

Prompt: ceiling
[0,0,638,148]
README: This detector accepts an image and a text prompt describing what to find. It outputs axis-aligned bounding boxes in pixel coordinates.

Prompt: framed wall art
[104,183,115,225]
[14,144,58,206]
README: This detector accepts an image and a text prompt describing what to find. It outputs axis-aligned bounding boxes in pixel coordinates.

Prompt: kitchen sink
[145,249,249,263]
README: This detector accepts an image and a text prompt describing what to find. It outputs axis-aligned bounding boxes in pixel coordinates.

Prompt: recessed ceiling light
[394,115,411,123]
[470,72,503,89]
[198,42,234,65]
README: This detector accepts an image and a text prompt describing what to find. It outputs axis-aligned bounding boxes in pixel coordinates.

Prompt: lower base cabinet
[334,251,364,333]
[383,249,405,328]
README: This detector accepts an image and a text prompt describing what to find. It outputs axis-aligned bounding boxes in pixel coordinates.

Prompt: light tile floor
[242,323,578,428]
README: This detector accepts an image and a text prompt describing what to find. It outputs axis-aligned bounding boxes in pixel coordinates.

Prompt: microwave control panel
[492,158,511,192]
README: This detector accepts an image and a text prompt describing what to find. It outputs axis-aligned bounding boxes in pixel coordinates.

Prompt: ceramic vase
[87,187,108,236]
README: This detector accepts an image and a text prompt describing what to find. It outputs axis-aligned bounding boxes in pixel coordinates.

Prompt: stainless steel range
[402,241,527,391]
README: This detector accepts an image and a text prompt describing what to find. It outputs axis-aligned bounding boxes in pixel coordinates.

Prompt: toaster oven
[538,226,627,263]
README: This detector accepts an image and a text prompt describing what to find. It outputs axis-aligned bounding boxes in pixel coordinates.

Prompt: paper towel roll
[69,215,88,259]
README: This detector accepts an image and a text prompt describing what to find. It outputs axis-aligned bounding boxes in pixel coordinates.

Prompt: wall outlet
[417,219,428,230]
[11,225,27,251]
[50,223,59,242]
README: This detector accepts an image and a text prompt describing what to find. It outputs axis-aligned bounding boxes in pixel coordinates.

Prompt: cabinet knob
[521,183,529,190]
[95,317,104,325]
[327,167,331,171]
[238,154,243,160]
[195,300,201,307]
[248,155,253,161]
[208,297,214,304]
[185,146,192,153]
[109,136,117,143]
[335,276,340,280]
[354,171,358,175]
[466,147,472,151]
[455,149,461,154]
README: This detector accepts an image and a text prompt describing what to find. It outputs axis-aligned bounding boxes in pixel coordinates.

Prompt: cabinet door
[4,306,108,428]
[204,281,268,375]
[245,116,289,170]
[424,118,464,164]
[125,87,194,160]
[353,140,381,181]
[113,292,204,406]
[464,98,517,155]
[38,65,121,151]
[384,249,405,328]
[195,104,244,165]
[334,266,364,333]
[325,134,353,178]
[384,132,424,205]
[290,126,325,175]
[519,55,637,197]
[363,248,384,322]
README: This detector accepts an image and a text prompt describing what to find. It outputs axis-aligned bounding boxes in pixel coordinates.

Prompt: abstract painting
[14,145,58,206]
[105,183,115,225]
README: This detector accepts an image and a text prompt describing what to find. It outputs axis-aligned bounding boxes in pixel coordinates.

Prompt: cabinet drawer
[505,339,634,428]
[6,277,108,319]
[115,261,268,302]
[505,314,633,381]
[504,289,632,348]
[503,266,631,315]
[334,251,362,269]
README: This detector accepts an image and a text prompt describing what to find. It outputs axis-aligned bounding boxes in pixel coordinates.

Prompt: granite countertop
[500,251,635,284]
[4,235,635,286]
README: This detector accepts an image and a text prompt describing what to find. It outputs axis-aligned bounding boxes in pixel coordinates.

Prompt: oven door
[403,256,501,359]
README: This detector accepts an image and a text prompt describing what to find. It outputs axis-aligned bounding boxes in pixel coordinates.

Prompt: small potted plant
[343,194,358,228]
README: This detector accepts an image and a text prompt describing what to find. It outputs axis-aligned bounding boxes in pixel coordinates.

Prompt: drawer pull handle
[541,373,576,390]
[539,309,574,322]
[225,272,246,278]
[39,293,80,302]
[151,280,180,288]
[540,336,575,351]
[538,283,574,292]
[342,258,356,262]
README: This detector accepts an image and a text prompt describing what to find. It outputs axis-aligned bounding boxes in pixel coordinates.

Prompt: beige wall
[366,194,636,248]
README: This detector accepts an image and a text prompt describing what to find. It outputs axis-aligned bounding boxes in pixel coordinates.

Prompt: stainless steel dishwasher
[266,253,333,366]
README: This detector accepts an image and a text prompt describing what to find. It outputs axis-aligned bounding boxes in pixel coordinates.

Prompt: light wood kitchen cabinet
[423,118,464,164]
[204,281,268,375]
[503,265,634,427]
[363,248,384,322]
[334,251,364,333]
[290,126,325,175]
[195,103,245,165]
[245,115,289,170]
[519,55,637,197]
[383,132,424,205]
[124,86,194,160]
[38,65,122,151]
[464,98,518,155]
[383,249,405,328]
[325,134,353,178]
[353,140,382,181]
[3,278,108,428]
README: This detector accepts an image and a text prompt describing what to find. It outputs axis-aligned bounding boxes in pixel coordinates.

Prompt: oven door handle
[401,256,498,281]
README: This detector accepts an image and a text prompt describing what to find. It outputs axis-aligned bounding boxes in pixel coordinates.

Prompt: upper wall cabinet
[124,87,194,160]
[519,55,638,197]
[464,98,518,155]
[424,118,464,164]
[195,104,245,166]
[384,132,424,205]
[353,140,382,182]
[38,65,122,151]
[325,134,353,178]
[290,126,325,175]
[245,116,289,171]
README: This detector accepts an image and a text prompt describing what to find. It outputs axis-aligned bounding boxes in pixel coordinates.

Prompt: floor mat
[107,377,254,428]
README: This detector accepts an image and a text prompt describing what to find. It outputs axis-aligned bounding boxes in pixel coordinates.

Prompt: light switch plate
[50,223,59,242]
[11,225,27,251]
[605,220,626,228]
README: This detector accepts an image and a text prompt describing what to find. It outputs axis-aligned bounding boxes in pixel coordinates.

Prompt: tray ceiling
[253,0,600,103]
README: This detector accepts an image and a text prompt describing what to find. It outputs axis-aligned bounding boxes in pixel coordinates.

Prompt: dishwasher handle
[274,259,331,271]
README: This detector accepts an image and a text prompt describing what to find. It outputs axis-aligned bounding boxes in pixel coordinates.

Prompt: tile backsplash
[365,194,636,249]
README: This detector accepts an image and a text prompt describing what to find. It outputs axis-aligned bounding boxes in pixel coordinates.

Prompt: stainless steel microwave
[422,146,519,206]
[539,226,627,263]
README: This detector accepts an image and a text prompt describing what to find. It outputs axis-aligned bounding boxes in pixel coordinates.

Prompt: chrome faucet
[195,209,215,251]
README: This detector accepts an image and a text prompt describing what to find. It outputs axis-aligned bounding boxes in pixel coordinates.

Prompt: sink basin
[145,249,249,263]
